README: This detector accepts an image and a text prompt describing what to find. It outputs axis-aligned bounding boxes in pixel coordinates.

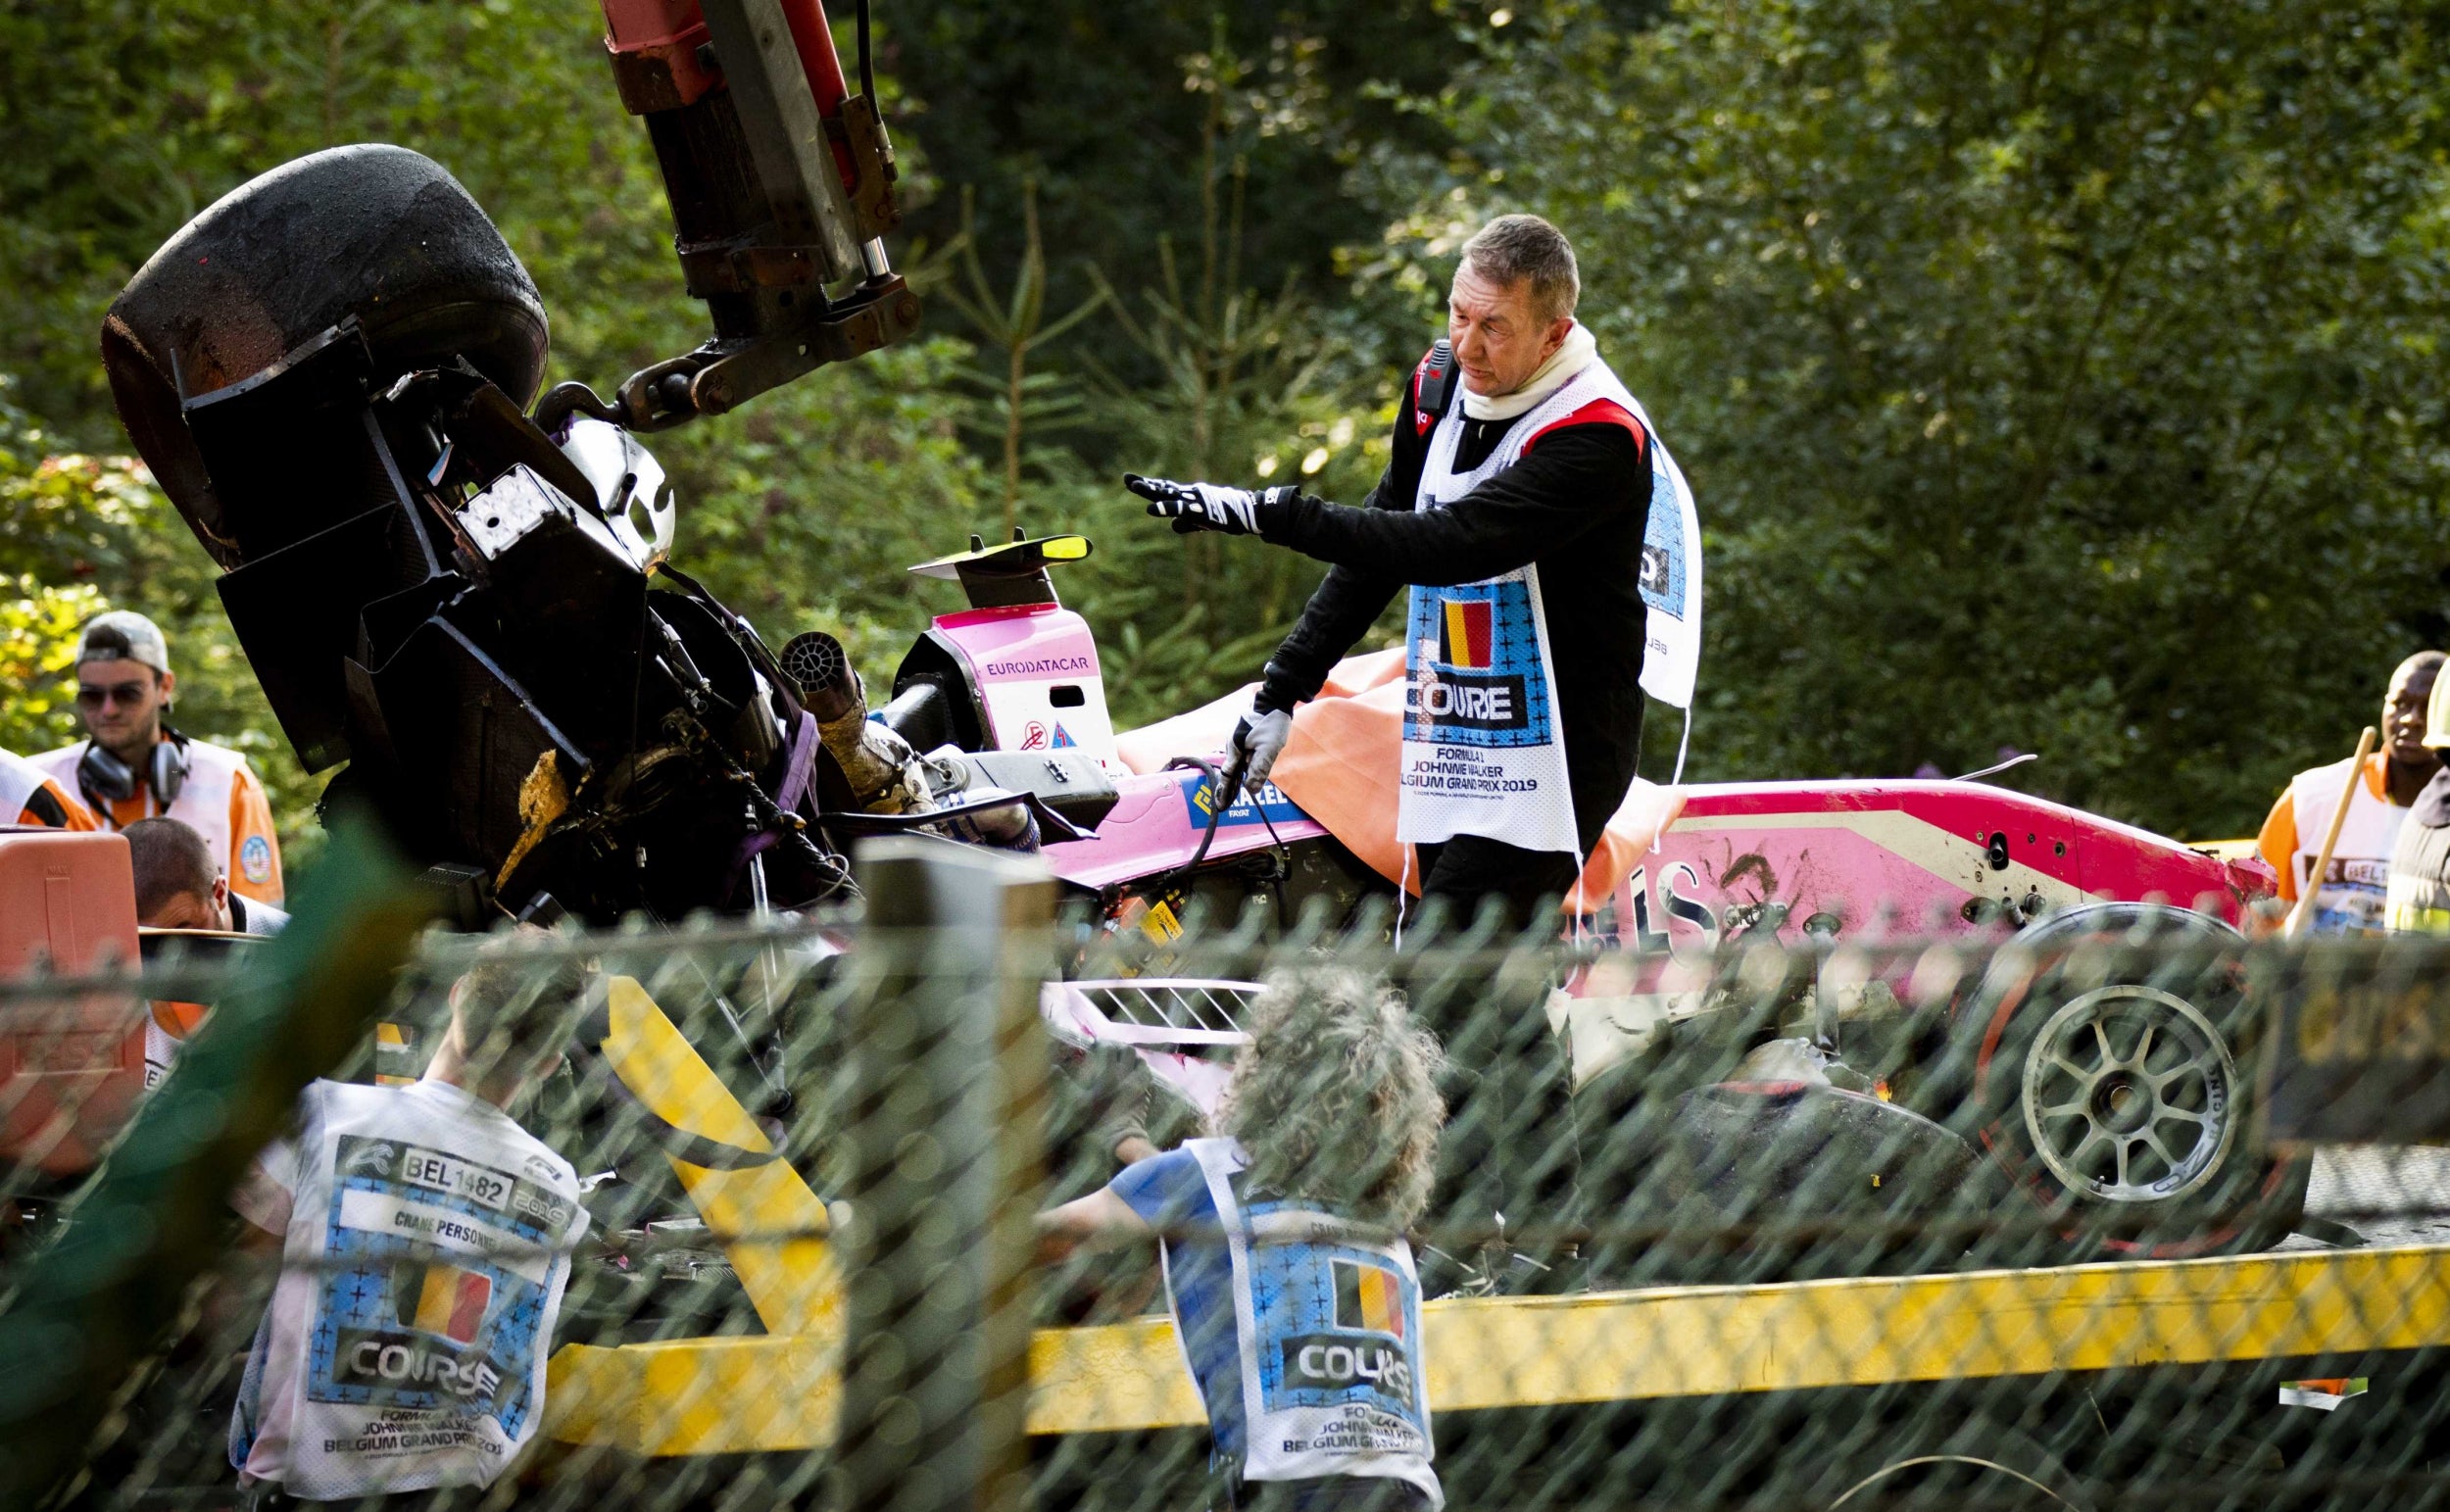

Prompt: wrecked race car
[1557,789,2296,1262]
[95,140,1095,925]
[98,0,951,924]
[940,553,2293,1260]
[92,81,2288,1264]
[869,533,2281,1258]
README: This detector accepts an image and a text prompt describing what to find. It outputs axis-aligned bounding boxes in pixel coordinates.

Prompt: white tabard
[1398,355,1690,855]
[228,1079,587,1498]
[1176,1138,1441,1505]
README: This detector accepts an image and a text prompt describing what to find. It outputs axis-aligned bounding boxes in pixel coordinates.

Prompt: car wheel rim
[2020,985,2236,1203]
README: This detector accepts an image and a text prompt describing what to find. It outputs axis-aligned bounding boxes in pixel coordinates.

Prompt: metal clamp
[610,275,922,430]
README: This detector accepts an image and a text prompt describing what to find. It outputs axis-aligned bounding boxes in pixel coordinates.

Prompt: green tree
[1067,247,1388,728]
[949,17,1401,730]
[886,0,1462,395]
[0,379,323,857]
[935,184,1109,539]
[1452,0,2450,837]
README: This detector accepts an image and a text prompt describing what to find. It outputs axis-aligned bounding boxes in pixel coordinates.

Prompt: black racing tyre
[1963,903,2309,1260]
[102,143,548,566]
[1620,1077,1991,1284]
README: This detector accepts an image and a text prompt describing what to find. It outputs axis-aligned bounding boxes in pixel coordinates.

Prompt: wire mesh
[8,902,2450,1512]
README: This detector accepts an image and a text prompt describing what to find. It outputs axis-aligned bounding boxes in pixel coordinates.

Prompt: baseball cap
[73,611,171,678]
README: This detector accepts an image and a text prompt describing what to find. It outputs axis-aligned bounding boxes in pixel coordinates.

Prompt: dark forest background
[5,0,2446,863]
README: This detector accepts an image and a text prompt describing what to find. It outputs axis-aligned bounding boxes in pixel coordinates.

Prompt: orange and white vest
[0,749,91,828]
[31,736,280,902]
[2282,756,2408,933]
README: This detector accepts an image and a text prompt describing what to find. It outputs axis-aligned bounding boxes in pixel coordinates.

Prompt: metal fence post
[837,837,1053,1512]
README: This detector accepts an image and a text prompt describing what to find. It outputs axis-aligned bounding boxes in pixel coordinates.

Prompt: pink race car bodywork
[914,602,1127,771]
[910,542,2300,1260]
[1041,772,1331,891]
[1602,780,2275,953]
[914,561,2277,942]
[917,597,1336,892]
[1555,781,2275,1089]
[920,548,2300,1254]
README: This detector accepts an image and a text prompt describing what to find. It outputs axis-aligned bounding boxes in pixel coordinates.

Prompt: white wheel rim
[2020,985,2237,1203]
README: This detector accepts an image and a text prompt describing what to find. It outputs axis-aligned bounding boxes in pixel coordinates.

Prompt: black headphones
[79,726,191,811]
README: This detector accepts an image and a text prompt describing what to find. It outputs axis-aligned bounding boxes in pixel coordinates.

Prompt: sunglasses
[75,680,153,709]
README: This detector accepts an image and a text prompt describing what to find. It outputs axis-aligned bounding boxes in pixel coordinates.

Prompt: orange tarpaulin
[1111,649,1684,914]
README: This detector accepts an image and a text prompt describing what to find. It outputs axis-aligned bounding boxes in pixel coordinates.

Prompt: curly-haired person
[1039,967,1448,1511]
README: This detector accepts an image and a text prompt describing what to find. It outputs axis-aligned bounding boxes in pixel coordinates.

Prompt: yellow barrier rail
[549,1244,2450,1455]
[551,977,2450,1457]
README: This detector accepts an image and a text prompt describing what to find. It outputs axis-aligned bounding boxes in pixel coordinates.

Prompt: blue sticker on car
[1176,772,1308,829]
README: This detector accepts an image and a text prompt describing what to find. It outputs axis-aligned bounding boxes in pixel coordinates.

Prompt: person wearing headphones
[0,746,98,830]
[30,610,284,905]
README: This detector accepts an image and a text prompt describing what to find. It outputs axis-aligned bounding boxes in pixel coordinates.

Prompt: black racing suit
[1250,351,1654,929]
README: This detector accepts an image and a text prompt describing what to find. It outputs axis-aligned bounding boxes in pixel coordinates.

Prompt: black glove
[1123,473,1293,537]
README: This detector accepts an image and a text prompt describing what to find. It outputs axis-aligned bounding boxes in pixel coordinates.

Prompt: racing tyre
[102,143,549,566]
[1962,903,2309,1260]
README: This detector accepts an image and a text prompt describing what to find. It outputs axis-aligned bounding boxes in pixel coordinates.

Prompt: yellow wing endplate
[907,532,1093,581]
[593,977,838,1333]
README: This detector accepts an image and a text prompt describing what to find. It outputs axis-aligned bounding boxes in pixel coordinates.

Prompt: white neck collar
[1460,321,1596,421]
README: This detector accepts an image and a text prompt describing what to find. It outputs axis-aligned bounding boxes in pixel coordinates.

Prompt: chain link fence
[7,849,2450,1510]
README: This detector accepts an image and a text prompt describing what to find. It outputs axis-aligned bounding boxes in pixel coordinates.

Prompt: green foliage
[0,380,322,859]
[934,184,1110,535]
[1067,250,1389,727]
[0,576,106,759]
[10,0,2442,859]
[991,14,1425,727]
[1461,0,2450,836]
[885,0,1462,390]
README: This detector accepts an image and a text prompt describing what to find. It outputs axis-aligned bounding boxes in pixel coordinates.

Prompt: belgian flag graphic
[1332,1258,1406,1340]
[1439,599,1493,670]
[394,1260,492,1344]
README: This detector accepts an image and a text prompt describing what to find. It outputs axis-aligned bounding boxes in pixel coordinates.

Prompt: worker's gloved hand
[1233,707,1295,794]
[1124,474,1291,537]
